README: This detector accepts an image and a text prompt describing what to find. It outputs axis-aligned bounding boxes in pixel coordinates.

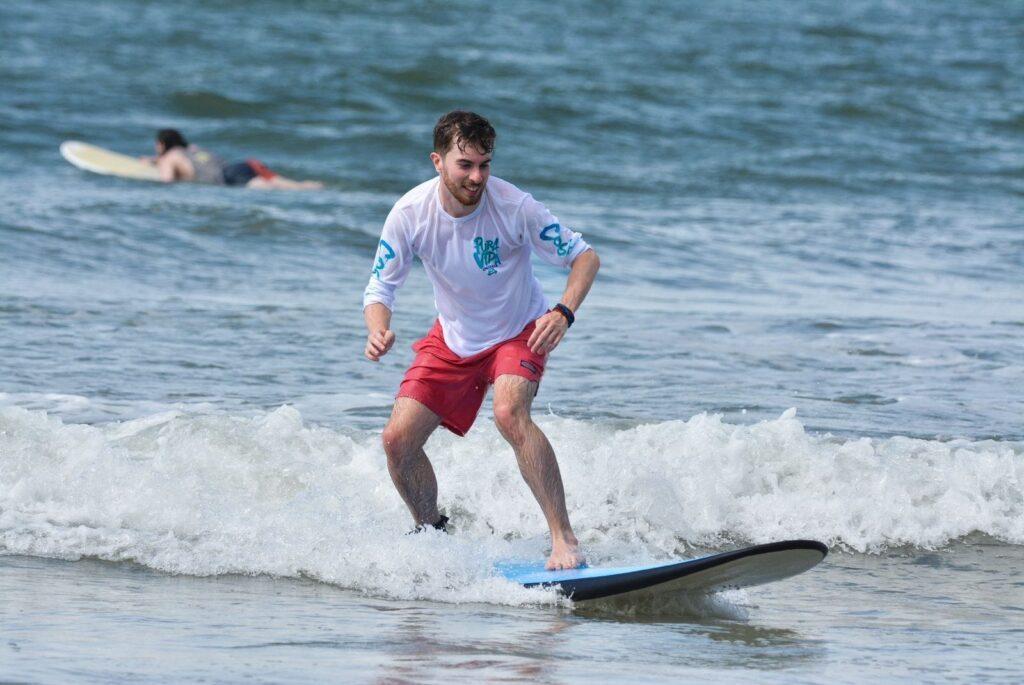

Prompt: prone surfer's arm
[153,154,174,181]
[154,154,178,182]
[154,149,192,182]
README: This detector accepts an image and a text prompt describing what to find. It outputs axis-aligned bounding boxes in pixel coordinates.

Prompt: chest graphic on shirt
[472,236,502,275]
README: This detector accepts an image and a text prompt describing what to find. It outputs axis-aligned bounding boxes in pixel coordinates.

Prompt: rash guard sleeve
[520,194,590,268]
[363,209,413,311]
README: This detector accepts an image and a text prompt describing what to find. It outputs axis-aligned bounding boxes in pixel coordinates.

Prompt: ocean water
[1,0,1023,682]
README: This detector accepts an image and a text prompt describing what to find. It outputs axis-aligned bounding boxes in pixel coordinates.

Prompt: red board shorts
[397,320,547,436]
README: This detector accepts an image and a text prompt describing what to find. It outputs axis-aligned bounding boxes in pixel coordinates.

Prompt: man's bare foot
[546,538,585,570]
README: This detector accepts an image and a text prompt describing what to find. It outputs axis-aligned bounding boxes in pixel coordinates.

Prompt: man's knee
[382,423,418,465]
[493,400,531,444]
[382,397,440,464]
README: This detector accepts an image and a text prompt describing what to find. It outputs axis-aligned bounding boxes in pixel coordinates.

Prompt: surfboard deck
[60,141,162,182]
[497,540,827,602]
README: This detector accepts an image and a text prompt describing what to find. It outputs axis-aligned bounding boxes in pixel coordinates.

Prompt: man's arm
[154,150,188,183]
[364,302,395,362]
[362,211,413,361]
[155,155,176,182]
[528,248,600,355]
[556,248,600,312]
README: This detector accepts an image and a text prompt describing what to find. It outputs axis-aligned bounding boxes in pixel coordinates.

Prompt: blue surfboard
[497,540,827,602]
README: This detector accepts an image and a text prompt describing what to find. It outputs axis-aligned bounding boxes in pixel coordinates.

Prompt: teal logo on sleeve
[372,239,395,280]
[472,236,501,275]
[539,223,577,257]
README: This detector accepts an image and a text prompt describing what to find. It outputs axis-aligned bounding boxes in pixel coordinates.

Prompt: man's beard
[441,169,484,207]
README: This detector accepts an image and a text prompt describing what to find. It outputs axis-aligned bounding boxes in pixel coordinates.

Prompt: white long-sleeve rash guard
[363,175,591,358]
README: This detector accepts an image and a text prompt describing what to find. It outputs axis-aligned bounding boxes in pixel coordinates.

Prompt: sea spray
[1,405,1020,605]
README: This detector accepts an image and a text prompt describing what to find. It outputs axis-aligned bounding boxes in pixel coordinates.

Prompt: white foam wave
[1,405,1021,605]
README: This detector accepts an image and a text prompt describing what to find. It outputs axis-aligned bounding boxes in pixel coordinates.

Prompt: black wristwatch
[552,303,575,327]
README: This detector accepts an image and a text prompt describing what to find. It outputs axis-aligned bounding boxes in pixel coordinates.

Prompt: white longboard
[498,540,827,602]
[60,141,162,182]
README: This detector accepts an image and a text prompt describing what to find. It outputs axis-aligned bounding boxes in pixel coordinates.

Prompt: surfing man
[144,129,322,189]
[363,110,600,570]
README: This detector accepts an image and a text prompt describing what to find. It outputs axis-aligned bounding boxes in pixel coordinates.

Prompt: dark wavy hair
[433,111,495,156]
[156,128,189,151]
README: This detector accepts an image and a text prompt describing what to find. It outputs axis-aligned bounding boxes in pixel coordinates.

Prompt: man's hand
[528,310,569,355]
[365,329,396,361]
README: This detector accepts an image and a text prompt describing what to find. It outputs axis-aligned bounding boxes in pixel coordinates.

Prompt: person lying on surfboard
[142,129,323,190]
[362,110,600,571]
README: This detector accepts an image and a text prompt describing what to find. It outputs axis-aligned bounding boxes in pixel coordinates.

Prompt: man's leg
[492,374,584,570]
[382,396,444,527]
